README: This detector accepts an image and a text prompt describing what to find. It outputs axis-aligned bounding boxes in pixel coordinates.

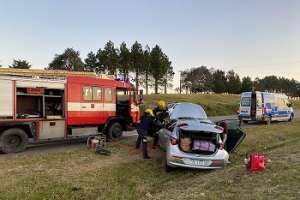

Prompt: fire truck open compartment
[44,89,64,118]
[16,88,64,119]
[116,89,130,118]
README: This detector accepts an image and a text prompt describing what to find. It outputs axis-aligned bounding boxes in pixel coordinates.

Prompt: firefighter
[153,100,169,123]
[135,108,162,159]
[152,100,169,148]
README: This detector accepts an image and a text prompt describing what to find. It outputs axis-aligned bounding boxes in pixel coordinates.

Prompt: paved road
[209,109,300,122]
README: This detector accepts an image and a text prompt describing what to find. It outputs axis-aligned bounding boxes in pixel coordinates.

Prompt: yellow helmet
[144,108,154,116]
[157,100,166,110]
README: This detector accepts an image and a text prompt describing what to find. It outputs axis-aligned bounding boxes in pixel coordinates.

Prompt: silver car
[159,103,245,172]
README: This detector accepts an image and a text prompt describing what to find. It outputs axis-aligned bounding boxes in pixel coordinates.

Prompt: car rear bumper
[168,159,224,169]
[166,150,229,169]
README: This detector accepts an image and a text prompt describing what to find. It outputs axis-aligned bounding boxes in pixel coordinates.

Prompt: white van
[238,91,294,124]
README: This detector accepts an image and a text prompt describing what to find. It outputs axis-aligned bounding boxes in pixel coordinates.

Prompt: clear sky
[0,0,299,87]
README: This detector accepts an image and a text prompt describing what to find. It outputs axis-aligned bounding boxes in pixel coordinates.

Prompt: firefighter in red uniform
[135,108,162,159]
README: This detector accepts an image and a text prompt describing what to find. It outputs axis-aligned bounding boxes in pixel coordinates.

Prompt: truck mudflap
[216,119,246,153]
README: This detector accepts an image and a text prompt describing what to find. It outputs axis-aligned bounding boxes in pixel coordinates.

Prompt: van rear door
[239,93,251,118]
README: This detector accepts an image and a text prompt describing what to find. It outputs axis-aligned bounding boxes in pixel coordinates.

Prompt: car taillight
[170,137,178,145]
[212,160,224,164]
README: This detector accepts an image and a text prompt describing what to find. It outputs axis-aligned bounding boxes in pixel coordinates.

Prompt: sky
[0,0,300,88]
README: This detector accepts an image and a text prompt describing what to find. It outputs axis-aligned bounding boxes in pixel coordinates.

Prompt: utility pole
[179,71,182,94]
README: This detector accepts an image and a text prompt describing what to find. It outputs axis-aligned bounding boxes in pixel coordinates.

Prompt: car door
[158,128,172,150]
[216,119,246,153]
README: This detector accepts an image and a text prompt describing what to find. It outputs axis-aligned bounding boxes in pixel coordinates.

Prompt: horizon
[1,0,300,87]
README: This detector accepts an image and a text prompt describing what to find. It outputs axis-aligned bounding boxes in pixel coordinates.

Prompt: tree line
[4,51,300,96]
[181,66,300,97]
[4,41,174,94]
[47,41,174,94]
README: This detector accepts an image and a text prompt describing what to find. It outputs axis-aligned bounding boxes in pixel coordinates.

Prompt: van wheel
[107,122,123,139]
[265,117,271,125]
[288,113,294,122]
[0,128,28,153]
[239,120,243,127]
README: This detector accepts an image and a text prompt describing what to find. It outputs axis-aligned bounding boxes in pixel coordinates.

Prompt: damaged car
[158,103,246,172]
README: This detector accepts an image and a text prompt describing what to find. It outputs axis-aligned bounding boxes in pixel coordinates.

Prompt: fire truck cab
[0,73,141,153]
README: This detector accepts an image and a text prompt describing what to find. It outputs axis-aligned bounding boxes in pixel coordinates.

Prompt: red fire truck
[0,69,141,153]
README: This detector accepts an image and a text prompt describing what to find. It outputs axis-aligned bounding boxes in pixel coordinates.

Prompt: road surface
[209,109,300,122]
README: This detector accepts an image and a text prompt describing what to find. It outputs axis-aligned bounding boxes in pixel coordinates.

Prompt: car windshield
[170,103,208,120]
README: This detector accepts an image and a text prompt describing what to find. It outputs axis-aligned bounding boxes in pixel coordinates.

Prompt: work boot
[135,135,142,149]
[142,141,149,159]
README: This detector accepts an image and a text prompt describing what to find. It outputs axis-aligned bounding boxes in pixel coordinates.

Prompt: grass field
[0,120,299,200]
[143,94,240,116]
[142,94,300,116]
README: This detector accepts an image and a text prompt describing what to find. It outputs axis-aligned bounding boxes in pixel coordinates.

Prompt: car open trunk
[178,129,219,155]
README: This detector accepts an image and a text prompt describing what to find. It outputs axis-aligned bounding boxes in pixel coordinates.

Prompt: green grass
[143,94,240,116]
[0,121,300,200]
[292,99,300,109]
[141,94,300,116]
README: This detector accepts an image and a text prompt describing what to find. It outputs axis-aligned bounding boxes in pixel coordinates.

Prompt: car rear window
[241,97,251,107]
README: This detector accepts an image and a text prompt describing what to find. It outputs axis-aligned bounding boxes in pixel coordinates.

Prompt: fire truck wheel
[107,122,123,139]
[0,128,28,153]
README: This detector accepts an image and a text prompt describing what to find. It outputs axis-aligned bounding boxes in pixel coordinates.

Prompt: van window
[93,87,102,100]
[83,86,93,100]
[241,97,251,107]
[104,88,113,102]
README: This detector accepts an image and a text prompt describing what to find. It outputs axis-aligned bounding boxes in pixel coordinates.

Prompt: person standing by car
[135,108,162,159]
[152,100,169,148]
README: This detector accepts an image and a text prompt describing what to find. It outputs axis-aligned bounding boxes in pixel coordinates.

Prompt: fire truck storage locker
[38,120,65,139]
[0,79,13,118]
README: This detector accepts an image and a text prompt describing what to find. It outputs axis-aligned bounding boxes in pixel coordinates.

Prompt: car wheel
[243,120,248,124]
[288,113,294,122]
[164,157,173,172]
[165,164,173,172]
[107,122,123,139]
[0,128,28,153]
